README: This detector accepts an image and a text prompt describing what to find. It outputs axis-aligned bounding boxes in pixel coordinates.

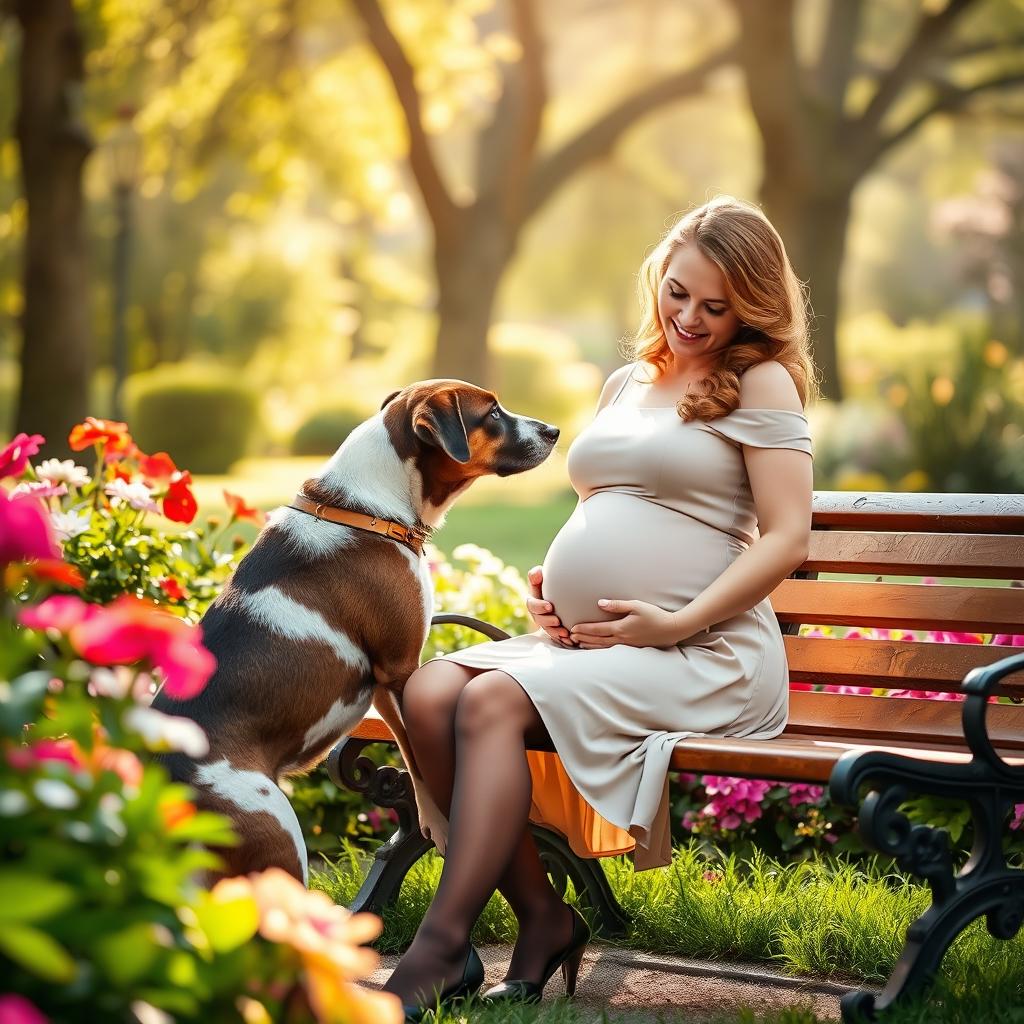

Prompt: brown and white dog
[154,379,558,883]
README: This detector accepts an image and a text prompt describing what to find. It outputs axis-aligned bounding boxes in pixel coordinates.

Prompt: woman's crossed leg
[384,658,576,1004]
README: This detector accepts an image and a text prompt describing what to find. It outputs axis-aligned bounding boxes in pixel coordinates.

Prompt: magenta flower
[993,633,1024,647]
[786,783,825,807]
[0,994,48,1024]
[0,433,45,480]
[0,490,60,564]
[701,776,773,829]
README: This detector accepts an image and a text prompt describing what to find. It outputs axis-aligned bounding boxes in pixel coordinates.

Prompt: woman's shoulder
[737,360,803,414]
[594,363,637,413]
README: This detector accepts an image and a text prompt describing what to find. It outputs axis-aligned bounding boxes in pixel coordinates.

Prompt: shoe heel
[561,945,585,997]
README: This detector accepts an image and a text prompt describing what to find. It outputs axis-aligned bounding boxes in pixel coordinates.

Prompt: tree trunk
[431,208,517,385]
[761,176,853,403]
[14,0,93,450]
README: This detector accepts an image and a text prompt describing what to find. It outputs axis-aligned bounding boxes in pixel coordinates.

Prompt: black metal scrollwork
[829,649,1024,1022]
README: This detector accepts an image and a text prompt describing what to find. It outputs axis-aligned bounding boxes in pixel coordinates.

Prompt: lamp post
[105,104,141,422]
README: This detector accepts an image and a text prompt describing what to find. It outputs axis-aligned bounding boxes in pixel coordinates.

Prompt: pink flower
[11,481,68,500]
[19,595,98,634]
[0,433,45,480]
[70,595,216,699]
[787,783,824,807]
[1011,805,1024,831]
[993,634,1024,647]
[888,688,964,702]
[701,776,772,828]
[0,993,48,1024]
[20,594,216,699]
[0,490,60,564]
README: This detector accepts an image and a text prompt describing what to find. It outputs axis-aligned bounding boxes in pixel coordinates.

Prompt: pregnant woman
[386,194,817,1018]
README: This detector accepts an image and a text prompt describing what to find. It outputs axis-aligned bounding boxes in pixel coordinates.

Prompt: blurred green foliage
[290,397,374,456]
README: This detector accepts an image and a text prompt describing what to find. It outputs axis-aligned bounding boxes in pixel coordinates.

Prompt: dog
[153,379,559,883]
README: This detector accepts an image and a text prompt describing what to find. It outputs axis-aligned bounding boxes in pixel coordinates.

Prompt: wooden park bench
[327,491,1024,1022]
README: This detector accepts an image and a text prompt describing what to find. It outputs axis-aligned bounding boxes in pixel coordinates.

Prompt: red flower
[158,576,187,602]
[139,450,178,484]
[68,417,132,454]
[224,490,266,526]
[24,559,85,589]
[0,433,45,480]
[163,471,197,524]
[0,490,60,565]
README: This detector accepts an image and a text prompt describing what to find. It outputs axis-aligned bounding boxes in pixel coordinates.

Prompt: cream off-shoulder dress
[434,364,813,870]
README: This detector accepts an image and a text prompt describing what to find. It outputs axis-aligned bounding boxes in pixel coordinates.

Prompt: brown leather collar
[289,493,430,556]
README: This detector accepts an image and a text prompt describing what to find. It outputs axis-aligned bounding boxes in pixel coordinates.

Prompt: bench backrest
[769,491,1024,750]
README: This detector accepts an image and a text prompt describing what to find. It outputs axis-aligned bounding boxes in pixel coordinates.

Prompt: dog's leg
[372,687,450,856]
[193,758,310,884]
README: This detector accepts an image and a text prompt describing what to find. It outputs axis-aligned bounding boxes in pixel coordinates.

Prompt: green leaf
[191,887,259,953]
[0,923,77,982]
[93,922,161,986]
[0,873,76,923]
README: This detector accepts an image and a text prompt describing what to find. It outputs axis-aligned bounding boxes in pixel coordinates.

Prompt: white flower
[105,478,159,513]
[36,458,90,488]
[12,480,68,499]
[124,706,209,758]
[50,509,91,541]
[88,666,135,700]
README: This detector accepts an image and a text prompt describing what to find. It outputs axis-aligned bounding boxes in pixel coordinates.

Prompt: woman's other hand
[570,599,689,649]
[526,566,575,647]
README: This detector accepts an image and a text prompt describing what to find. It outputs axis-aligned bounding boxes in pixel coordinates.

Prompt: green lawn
[314,844,1024,1023]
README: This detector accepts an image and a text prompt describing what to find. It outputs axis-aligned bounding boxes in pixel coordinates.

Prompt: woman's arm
[569,361,812,649]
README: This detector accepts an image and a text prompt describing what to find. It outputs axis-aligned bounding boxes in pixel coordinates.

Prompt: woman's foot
[383,929,483,1008]
[504,899,578,984]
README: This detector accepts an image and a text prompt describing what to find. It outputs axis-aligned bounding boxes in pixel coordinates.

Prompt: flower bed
[0,425,401,1023]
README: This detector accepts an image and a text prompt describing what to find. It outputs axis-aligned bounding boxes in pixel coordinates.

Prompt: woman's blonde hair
[623,195,819,419]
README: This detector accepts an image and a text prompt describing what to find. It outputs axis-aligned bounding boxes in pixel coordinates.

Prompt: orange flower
[159,796,197,831]
[68,417,132,454]
[222,868,403,1024]
[163,471,197,525]
[5,559,85,590]
[224,490,266,527]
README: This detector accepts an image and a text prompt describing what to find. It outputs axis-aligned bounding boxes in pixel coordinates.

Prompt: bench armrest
[962,649,1024,779]
[429,613,511,643]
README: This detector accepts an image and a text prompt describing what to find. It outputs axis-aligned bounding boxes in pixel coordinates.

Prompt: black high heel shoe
[401,944,485,1022]
[481,905,591,1004]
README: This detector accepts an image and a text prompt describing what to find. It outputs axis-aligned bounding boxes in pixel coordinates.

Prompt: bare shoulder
[595,362,635,412]
[738,360,803,413]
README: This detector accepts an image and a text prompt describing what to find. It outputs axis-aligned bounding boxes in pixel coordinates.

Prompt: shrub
[124,362,259,474]
[290,398,373,456]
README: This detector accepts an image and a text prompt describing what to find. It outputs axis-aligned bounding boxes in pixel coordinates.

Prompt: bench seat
[331,490,1024,1023]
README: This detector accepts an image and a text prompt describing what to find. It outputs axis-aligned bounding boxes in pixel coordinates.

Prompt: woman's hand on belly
[526,566,575,647]
[569,598,683,650]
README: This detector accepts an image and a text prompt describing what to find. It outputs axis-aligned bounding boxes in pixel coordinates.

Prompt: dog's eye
[490,406,501,420]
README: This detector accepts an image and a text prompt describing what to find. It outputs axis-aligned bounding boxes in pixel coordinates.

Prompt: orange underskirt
[526,750,635,858]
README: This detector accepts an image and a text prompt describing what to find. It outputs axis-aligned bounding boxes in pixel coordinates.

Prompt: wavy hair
[622,195,819,420]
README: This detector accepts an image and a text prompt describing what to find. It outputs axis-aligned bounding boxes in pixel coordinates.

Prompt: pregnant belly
[541,492,732,631]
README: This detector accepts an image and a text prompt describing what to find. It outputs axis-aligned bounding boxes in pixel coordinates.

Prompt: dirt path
[367,944,855,1021]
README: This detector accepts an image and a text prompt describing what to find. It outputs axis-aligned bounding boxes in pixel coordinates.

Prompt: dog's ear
[413,391,471,464]
[381,389,402,410]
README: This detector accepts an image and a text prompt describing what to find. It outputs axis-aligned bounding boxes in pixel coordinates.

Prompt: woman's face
[657,242,743,362]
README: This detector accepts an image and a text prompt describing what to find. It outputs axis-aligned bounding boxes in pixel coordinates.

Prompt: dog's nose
[540,423,560,442]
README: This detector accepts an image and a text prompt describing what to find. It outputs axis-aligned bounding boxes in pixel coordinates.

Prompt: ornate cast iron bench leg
[327,734,630,936]
[830,650,1024,1022]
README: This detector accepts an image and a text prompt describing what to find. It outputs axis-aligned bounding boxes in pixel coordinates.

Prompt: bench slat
[667,735,1024,784]
[804,531,1024,579]
[787,691,1024,749]
[783,636,1024,694]
[812,492,1024,533]
[771,579,1024,632]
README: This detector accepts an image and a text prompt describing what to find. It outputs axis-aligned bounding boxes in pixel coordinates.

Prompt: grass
[313,843,1024,1022]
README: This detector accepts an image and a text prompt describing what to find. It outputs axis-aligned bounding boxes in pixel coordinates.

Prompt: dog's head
[381,380,559,494]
